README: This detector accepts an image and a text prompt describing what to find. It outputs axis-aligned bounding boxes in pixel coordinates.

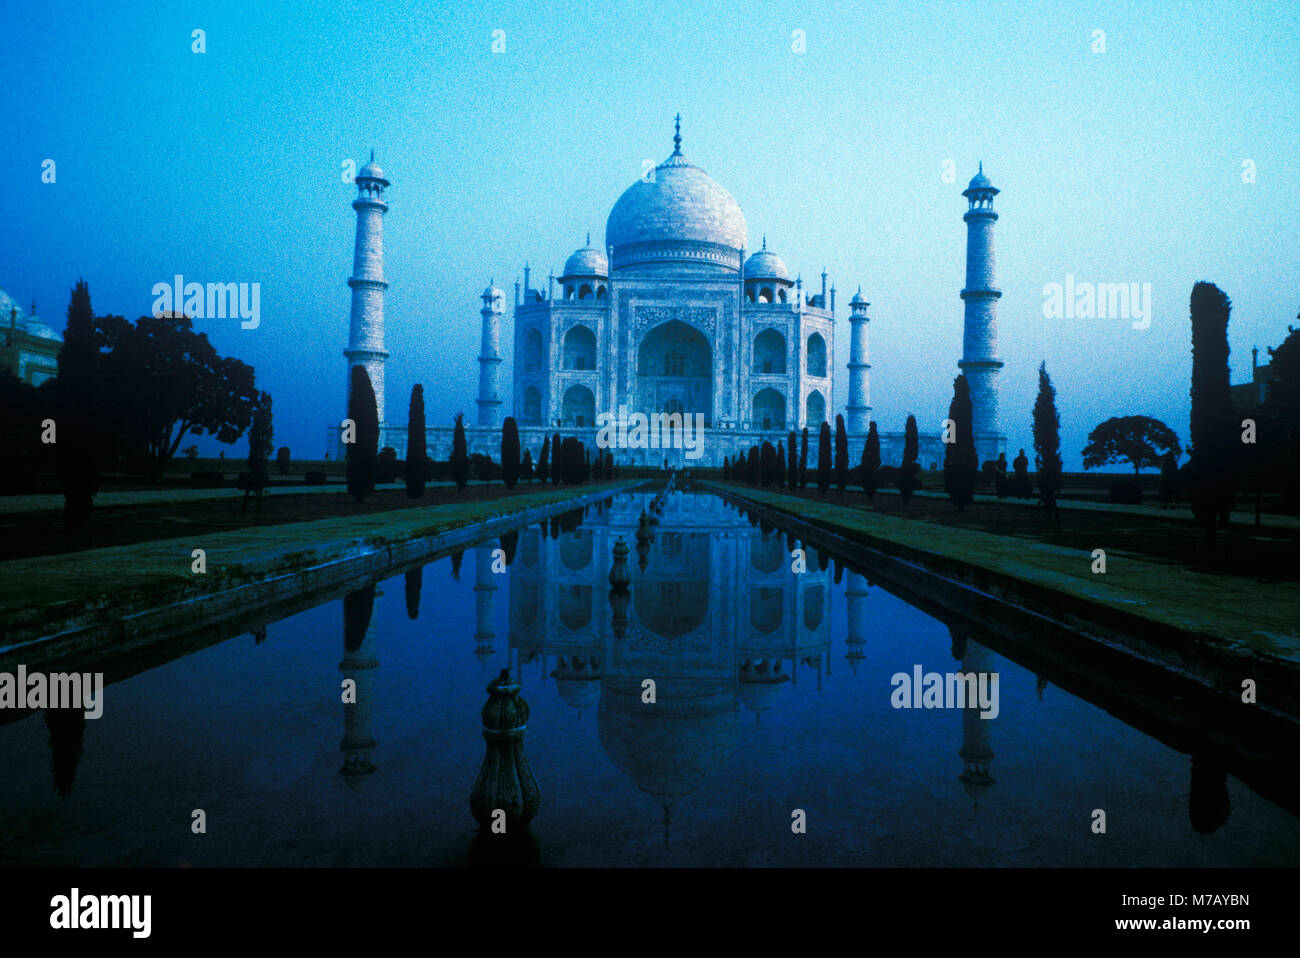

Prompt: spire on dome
[761,234,767,250]
[673,113,682,154]
[586,232,591,246]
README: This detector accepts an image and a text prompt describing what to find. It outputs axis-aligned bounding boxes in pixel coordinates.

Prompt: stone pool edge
[0,481,642,669]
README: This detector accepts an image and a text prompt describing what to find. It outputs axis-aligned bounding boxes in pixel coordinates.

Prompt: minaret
[846,288,872,434]
[345,151,390,423]
[477,282,505,428]
[959,163,1004,462]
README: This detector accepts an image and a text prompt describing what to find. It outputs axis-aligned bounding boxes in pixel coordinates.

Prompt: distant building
[0,288,61,386]
[1230,345,1279,412]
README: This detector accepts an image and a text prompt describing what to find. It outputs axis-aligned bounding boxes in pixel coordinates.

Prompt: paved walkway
[0,481,499,514]
[707,483,1300,663]
[873,486,1300,530]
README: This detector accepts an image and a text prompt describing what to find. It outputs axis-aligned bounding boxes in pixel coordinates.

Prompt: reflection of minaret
[473,545,498,668]
[340,585,379,782]
[844,573,869,673]
[957,636,996,808]
[45,707,86,796]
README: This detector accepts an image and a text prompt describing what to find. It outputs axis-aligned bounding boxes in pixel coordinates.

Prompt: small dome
[482,283,504,299]
[562,239,608,278]
[744,244,790,282]
[964,163,998,196]
[23,317,61,341]
[850,287,868,306]
[0,288,25,328]
[358,156,384,180]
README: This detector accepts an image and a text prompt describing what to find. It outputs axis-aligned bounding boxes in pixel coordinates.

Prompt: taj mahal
[333,118,1006,467]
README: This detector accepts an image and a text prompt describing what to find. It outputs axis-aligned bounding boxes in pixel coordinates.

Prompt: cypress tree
[799,427,809,490]
[761,441,777,487]
[245,390,273,508]
[1188,282,1237,541]
[787,431,798,490]
[56,279,99,532]
[450,411,469,494]
[834,414,848,492]
[776,443,786,489]
[861,421,880,499]
[406,384,426,499]
[501,416,521,490]
[346,366,379,502]
[551,432,562,486]
[943,375,977,511]
[521,448,534,484]
[900,414,919,505]
[405,568,422,620]
[747,444,761,484]
[816,421,832,494]
[1032,361,1063,522]
[722,455,731,481]
[537,434,550,484]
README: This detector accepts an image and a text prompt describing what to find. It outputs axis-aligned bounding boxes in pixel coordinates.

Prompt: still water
[2,489,1298,867]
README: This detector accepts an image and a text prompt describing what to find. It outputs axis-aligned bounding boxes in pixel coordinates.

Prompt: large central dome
[605,119,747,271]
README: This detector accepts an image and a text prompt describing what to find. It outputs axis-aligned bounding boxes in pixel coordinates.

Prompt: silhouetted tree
[521,448,534,483]
[761,441,777,487]
[1033,362,1063,522]
[943,374,977,511]
[1158,450,1180,508]
[776,443,786,488]
[450,412,469,493]
[787,431,798,490]
[346,366,378,502]
[1082,415,1180,475]
[95,310,257,480]
[722,455,731,481]
[899,414,919,505]
[551,432,562,486]
[861,421,880,499]
[406,384,426,499]
[449,549,464,580]
[276,446,291,474]
[816,421,832,494]
[243,389,272,510]
[56,280,99,531]
[834,414,848,492]
[501,416,521,490]
[747,444,760,485]
[537,434,550,484]
[1258,323,1300,506]
[799,427,809,490]
[1187,282,1237,540]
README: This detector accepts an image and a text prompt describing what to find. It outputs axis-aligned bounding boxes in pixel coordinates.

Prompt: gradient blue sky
[3,0,1297,468]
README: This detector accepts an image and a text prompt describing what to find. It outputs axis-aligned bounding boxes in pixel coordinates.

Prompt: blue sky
[3,0,1297,468]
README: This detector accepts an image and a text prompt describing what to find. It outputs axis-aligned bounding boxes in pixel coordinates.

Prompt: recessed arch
[523,386,542,425]
[636,320,712,425]
[750,586,784,634]
[752,388,786,431]
[562,384,595,427]
[563,325,596,370]
[805,389,826,426]
[753,328,786,374]
[523,328,543,372]
[803,585,825,631]
[806,332,827,378]
[578,283,593,300]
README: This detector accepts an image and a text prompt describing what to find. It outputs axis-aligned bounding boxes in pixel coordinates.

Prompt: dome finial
[370,148,375,162]
[979,160,983,174]
[761,234,767,250]
[673,113,682,154]
[586,231,591,246]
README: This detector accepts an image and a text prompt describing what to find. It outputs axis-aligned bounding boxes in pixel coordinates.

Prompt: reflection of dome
[598,679,739,803]
[555,677,602,711]
[606,120,747,266]
[563,239,608,278]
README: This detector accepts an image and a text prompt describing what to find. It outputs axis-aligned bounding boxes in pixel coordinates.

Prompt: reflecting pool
[2,488,1298,867]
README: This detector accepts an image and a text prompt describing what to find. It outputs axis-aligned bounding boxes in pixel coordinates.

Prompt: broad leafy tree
[1081,415,1180,474]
